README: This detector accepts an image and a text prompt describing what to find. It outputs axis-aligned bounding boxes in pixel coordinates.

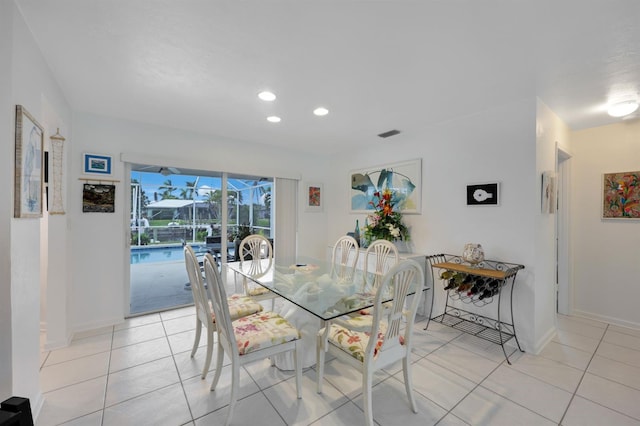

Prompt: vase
[393,240,409,253]
[462,243,484,266]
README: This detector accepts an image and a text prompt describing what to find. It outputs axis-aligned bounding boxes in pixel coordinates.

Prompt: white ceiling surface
[16,1,640,155]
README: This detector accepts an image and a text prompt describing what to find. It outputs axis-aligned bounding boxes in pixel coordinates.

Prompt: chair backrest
[239,234,273,278]
[363,239,399,292]
[203,253,236,355]
[330,235,360,282]
[366,259,424,362]
[184,245,213,326]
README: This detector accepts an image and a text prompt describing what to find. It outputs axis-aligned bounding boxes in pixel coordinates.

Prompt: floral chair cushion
[215,293,263,322]
[358,301,393,316]
[233,311,300,356]
[247,286,271,296]
[327,322,404,363]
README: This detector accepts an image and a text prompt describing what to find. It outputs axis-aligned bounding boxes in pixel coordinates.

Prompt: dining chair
[203,253,302,426]
[348,239,400,319]
[316,259,425,426]
[361,239,400,293]
[237,234,277,310]
[330,235,360,282]
[183,245,263,379]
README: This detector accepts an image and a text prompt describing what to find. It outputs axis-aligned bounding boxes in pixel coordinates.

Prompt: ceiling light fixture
[267,116,281,123]
[258,91,276,101]
[607,100,639,117]
[313,107,329,116]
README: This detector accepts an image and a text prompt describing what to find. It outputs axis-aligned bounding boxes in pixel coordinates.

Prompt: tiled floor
[37,309,640,425]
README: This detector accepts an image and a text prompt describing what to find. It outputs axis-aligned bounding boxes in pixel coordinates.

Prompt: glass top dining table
[226,256,387,322]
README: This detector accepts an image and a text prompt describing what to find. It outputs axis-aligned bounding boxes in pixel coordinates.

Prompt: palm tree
[179,180,196,199]
[206,189,222,219]
[263,186,272,211]
[158,179,177,199]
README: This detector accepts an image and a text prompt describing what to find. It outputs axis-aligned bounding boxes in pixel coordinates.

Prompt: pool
[130,245,206,264]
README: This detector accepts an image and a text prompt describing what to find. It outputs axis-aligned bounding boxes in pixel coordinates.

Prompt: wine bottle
[354,220,360,244]
[444,278,458,290]
[478,288,493,300]
[467,277,485,296]
[440,270,454,280]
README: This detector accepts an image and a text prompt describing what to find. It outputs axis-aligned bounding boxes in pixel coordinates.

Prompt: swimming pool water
[130,245,206,264]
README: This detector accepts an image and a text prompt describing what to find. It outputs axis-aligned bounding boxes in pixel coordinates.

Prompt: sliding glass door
[128,168,273,316]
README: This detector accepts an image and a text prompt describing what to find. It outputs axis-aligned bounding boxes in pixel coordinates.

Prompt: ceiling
[16,0,640,155]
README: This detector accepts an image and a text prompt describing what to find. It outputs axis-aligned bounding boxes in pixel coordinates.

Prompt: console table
[425,253,524,364]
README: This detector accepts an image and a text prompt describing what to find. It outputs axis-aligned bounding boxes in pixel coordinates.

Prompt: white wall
[2,0,72,411]
[69,112,329,331]
[572,120,640,328]
[535,99,571,348]
[326,98,543,352]
[0,0,15,401]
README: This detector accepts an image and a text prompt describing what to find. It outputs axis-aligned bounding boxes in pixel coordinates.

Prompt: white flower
[388,224,400,238]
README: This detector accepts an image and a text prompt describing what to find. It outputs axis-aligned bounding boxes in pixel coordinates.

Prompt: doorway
[127,166,273,316]
[556,146,572,314]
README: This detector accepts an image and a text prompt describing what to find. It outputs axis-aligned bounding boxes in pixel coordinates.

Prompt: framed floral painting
[350,159,421,214]
[304,182,323,212]
[602,171,640,219]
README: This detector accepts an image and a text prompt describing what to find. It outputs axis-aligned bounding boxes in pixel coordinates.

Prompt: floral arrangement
[363,188,409,243]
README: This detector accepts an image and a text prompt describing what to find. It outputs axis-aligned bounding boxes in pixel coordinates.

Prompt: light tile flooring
[37,310,640,425]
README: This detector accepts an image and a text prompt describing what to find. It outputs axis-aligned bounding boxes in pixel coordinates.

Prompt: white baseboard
[31,391,44,424]
[531,325,557,355]
[72,316,123,336]
[573,309,640,330]
[43,331,73,351]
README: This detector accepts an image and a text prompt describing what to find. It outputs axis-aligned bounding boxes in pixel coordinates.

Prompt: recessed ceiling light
[313,107,329,116]
[267,116,281,123]
[258,91,276,101]
[608,100,639,117]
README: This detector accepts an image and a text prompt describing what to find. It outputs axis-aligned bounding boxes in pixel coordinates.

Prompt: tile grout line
[160,312,198,423]
[557,323,609,426]
[100,325,116,426]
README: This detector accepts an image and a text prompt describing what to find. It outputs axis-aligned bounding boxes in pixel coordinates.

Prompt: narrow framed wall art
[14,105,44,218]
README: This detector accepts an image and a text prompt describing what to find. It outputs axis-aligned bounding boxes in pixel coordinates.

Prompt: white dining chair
[330,235,360,282]
[361,239,400,293]
[203,253,302,426]
[316,259,424,426]
[237,234,277,309]
[183,245,263,379]
[346,239,401,320]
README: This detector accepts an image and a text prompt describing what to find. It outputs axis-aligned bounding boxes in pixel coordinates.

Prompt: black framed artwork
[466,182,500,206]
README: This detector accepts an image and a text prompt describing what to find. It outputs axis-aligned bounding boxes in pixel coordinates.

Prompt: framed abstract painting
[349,159,421,214]
[304,182,323,212]
[602,171,640,219]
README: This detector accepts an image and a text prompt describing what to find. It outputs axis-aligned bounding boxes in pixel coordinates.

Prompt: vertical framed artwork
[466,182,500,206]
[83,153,112,175]
[541,171,556,214]
[350,158,421,213]
[304,182,323,212]
[82,184,116,213]
[14,105,44,218]
[602,171,640,219]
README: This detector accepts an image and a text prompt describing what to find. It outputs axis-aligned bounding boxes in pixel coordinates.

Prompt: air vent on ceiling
[377,129,401,138]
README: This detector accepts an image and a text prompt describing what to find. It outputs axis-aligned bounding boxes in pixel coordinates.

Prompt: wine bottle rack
[424,253,524,364]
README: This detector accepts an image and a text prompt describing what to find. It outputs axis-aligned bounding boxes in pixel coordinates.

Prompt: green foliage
[131,232,150,246]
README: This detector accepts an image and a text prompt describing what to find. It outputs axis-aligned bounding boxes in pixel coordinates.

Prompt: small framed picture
[467,182,500,206]
[304,182,323,212]
[541,171,557,214]
[83,153,112,175]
